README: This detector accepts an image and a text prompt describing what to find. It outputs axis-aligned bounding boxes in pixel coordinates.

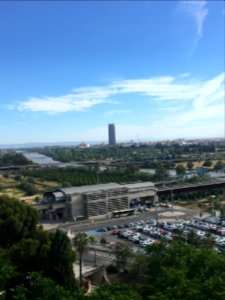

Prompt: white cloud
[103,109,131,118]
[112,76,200,100]
[179,0,208,52]
[193,73,225,109]
[179,73,190,78]
[12,72,224,135]
[16,95,109,114]
[150,72,225,127]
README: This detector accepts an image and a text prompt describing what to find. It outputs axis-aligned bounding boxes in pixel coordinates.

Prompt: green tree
[18,182,38,196]
[141,241,225,300]
[175,164,186,176]
[0,195,39,248]
[47,230,76,291]
[88,283,141,300]
[129,252,149,279]
[154,163,169,181]
[9,272,76,300]
[8,227,51,276]
[186,230,200,247]
[214,160,224,171]
[203,159,212,167]
[113,241,133,272]
[187,160,194,170]
[73,233,92,286]
[0,152,32,167]
[100,237,107,246]
[0,249,16,292]
[9,238,47,274]
[200,233,216,250]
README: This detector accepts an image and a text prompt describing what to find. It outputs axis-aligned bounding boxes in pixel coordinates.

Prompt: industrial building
[35,182,156,221]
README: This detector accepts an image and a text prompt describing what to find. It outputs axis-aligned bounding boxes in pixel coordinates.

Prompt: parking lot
[85,214,225,255]
[45,205,225,255]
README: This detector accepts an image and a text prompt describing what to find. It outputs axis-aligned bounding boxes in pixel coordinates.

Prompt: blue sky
[0,1,224,145]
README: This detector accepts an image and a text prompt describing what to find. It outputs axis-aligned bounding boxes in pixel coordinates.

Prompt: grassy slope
[0,174,59,204]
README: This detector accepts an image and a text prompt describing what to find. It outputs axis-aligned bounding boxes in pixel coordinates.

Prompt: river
[22,152,59,165]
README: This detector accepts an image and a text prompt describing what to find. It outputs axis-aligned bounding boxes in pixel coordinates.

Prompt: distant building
[77,142,90,149]
[34,182,156,221]
[108,123,116,145]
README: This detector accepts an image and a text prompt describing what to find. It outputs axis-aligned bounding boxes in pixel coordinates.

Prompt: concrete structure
[34,182,156,221]
[73,263,108,285]
[157,180,225,196]
[108,123,116,145]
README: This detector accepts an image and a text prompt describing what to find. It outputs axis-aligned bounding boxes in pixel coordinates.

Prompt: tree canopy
[175,164,186,176]
[0,152,32,166]
[2,194,225,299]
[0,195,39,248]
[73,233,93,286]
[139,241,225,300]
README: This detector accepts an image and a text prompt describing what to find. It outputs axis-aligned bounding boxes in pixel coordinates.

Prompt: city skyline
[0,1,224,145]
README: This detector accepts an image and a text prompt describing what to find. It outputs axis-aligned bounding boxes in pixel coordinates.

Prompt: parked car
[96,227,108,232]
[216,227,225,235]
[163,222,176,231]
[159,203,171,208]
[111,229,121,235]
[147,219,157,226]
[117,224,125,229]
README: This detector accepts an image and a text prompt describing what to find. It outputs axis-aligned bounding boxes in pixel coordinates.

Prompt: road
[45,205,200,234]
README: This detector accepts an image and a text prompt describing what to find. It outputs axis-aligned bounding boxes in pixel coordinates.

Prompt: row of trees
[21,162,222,190]
[22,163,197,186]
[0,152,32,167]
[22,166,155,186]
[40,143,224,163]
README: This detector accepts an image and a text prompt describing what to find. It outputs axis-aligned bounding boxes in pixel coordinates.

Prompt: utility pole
[210,195,216,216]
[154,193,159,234]
[170,190,174,213]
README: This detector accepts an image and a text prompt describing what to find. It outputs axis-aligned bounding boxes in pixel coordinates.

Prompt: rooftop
[58,182,155,195]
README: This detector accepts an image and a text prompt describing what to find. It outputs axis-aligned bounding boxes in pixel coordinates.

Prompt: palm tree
[73,233,92,286]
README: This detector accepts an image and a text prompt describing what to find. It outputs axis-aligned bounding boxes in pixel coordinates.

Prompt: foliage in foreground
[1,194,225,299]
[138,241,225,300]
[0,195,76,297]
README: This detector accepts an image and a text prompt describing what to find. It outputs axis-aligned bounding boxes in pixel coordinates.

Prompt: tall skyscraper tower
[108,123,116,145]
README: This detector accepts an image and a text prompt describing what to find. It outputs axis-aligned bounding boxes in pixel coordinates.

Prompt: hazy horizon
[0,136,224,150]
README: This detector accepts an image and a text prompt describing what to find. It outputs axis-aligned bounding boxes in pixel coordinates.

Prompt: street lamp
[210,195,216,217]
[170,190,174,213]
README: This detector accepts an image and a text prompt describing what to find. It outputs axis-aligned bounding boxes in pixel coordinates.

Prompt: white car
[141,238,155,247]
[122,230,133,237]
[143,226,153,234]
[196,230,205,238]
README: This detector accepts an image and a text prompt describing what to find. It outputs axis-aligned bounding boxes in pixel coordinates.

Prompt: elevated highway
[157,180,225,196]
